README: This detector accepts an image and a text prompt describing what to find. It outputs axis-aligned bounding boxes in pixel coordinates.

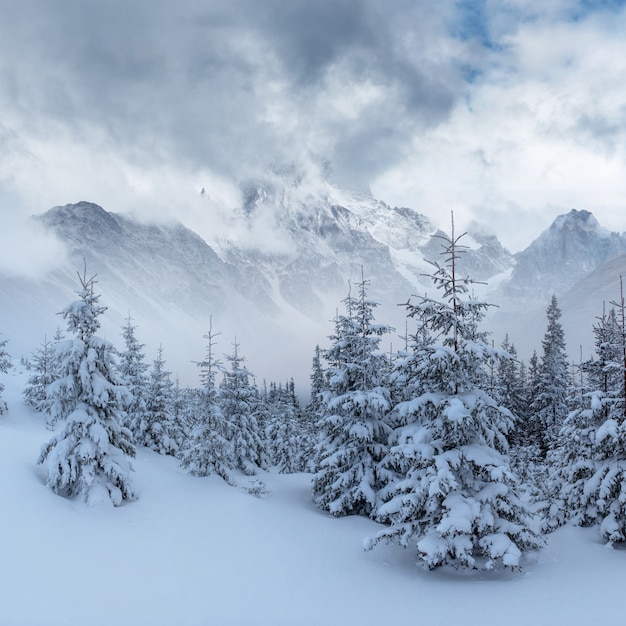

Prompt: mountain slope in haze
[37,201,246,315]
[0,189,441,387]
[1,184,623,386]
[25,184,517,387]
[502,209,626,304]
[487,210,626,360]
[552,253,626,359]
[217,169,515,314]
[27,172,516,358]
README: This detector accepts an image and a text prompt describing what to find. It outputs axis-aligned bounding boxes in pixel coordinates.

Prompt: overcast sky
[1,0,626,256]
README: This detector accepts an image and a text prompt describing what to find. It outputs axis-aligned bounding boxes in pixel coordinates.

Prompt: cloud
[0,1,625,254]
[0,212,68,280]
[0,1,466,189]
[372,2,626,251]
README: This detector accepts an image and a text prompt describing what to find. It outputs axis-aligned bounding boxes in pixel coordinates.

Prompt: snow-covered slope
[0,372,624,626]
[0,177,515,389]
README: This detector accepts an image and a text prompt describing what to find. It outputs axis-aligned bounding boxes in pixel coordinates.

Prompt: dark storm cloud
[244,0,374,85]
[0,0,465,186]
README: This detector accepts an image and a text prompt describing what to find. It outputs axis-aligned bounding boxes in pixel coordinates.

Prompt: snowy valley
[1,185,626,625]
[4,1,626,623]
[2,373,624,626]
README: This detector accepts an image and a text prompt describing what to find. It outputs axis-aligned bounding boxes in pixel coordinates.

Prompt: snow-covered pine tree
[309,345,326,408]
[312,275,394,518]
[494,335,526,421]
[37,267,136,506]
[368,216,541,570]
[546,293,626,541]
[301,345,327,471]
[515,350,541,448]
[388,319,434,409]
[116,315,148,442]
[529,296,569,457]
[265,381,303,473]
[138,345,180,456]
[506,349,547,494]
[375,319,436,512]
[23,335,57,416]
[0,334,11,414]
[181,323,233,482]
[219,340,263,476]
[171,376,188,437]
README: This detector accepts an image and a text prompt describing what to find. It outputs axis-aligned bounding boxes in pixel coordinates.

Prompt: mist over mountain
[1,175,625,389]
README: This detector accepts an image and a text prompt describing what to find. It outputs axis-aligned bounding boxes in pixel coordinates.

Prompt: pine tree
[517,350,541,447]
[181,323,233,482]
[23,335,57,416]
[301,345,327,471]
[308,345,326,409]
[547,290,626,541]
[377,319,436,503]
[494,335,526,421]
[368,217,541,570]
[530,296,569,456]
[138,345,179,455]
[265,381,303,473]
[116,315,148,442]
[37,268,136,506]
[219,340,263,476]
[171,376,188,437]
[312,276,394,518]
[0,334,11,415]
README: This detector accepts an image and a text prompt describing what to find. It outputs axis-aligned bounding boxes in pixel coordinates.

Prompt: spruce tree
[308,345,326,409]
[219,340,263,476]
[138,345,179,455]
[368,217,541,570]
[266,382,303,473]
[0,334,11,415]
[301,345,327,471]
[23,335,57,416]
[37,268,136,506]
[530,296,569,456]
[494,335,526,421]
[181,323,233,482]
[547,293,626,541]
[312,276,394,518]
[518,350,542,448]
[116,315,149,442]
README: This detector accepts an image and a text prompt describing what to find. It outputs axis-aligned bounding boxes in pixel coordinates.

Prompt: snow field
[0,372,624,626]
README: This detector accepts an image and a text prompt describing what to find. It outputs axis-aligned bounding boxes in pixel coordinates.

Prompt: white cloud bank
[1,1,626,253]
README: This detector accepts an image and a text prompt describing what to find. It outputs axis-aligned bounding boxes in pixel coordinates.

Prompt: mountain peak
[39,202,125,240]
[47,200,109,217]
[552,209,608,238]
[503,209,626,302]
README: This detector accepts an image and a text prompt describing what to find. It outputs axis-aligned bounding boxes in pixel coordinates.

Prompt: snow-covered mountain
[503,209,626,304]
[1,174,624,386]
[488,209,626,360]
[4,173,514,385]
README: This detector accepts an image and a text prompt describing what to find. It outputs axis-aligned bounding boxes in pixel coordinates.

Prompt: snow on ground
[0,370,624,626]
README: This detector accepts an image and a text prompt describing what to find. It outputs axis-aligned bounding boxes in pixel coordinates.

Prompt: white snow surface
[0,372,624,626]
